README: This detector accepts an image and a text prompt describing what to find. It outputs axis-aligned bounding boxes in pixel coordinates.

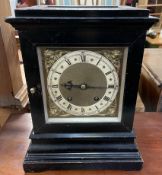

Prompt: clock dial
[47,50,119,116]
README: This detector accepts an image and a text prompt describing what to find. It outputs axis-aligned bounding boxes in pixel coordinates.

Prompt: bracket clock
[6,5,158,172]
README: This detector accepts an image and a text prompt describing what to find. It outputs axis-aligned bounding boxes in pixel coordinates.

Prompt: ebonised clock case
[6,6,158,172]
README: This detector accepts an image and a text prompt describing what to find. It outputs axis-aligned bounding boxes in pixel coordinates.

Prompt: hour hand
[61,81,73,90]
[61,81,80,90]
[61,81,87,90]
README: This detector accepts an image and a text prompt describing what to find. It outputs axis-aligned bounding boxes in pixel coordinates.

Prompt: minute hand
[86,85,111,89]
[62,84,108,89]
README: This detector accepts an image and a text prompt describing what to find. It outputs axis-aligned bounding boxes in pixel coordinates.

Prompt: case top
[15,5,149,18]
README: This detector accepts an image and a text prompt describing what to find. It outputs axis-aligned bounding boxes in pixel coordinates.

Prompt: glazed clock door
[37,47,128,124]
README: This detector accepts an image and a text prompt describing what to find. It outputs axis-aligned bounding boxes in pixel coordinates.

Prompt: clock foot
[23,131,143,172]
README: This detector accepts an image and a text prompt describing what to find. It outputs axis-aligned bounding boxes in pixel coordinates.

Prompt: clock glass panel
[37,47,128,123]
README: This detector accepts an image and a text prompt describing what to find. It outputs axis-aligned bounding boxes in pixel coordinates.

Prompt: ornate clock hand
[61,81,81,90]
[86,84,118,89]
[85,85,116,89]
[86,85,107,89]
[61,81,115,90]
[61,81,87,90]
[61,81,74,90]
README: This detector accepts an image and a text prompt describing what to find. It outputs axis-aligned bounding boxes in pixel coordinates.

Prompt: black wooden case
[6,6,158,172]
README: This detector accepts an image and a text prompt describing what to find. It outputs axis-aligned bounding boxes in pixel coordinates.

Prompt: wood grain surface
[143,48,162,86]
[0,0,23,95]
[0,112,162,175]
[139,49,162,111]
[146,35,162,46]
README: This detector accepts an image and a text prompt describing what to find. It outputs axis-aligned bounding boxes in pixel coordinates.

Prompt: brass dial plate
[37,47,128,123]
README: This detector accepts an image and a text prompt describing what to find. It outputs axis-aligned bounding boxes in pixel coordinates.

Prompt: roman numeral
[96,57,102,65]
[95,105,100,112]
[56,95,62,101]
[103,96,110,101]
[81,53,86,62]
[81,107,85,113]
[51,85,58,88]
[108,85,115,89]
[67,104,72,110]
[105,71,112,76]
[65,58,71,65]
[55,71,61,75]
